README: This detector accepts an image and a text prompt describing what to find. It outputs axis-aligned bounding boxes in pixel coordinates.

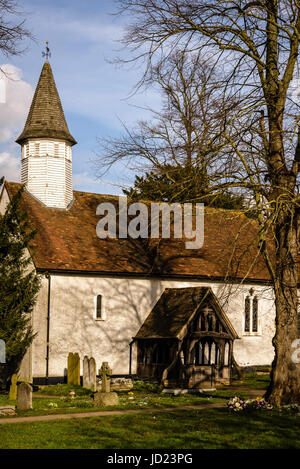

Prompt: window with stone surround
[95,294,102,319]
[244,290,259,335]
[94,294,106,320]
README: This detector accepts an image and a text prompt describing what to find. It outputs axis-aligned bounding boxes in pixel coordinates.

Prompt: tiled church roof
[134,287,239,339]
[16,62,76,146]
[4,181,275,282]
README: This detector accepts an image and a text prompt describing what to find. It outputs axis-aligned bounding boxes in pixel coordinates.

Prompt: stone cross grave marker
[99,362,112,393]
[94,362,119,407]
[17,382,32,410]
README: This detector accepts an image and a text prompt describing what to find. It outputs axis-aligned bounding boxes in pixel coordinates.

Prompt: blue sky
[0,0,160,194]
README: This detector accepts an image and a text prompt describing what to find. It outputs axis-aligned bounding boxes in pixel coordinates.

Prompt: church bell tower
[16,46,77,209]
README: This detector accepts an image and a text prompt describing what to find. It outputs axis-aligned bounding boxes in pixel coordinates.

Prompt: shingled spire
[16,61,76,145]
[17,57,76,209]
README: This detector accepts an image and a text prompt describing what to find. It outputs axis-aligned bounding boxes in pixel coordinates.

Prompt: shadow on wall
[47,275,164,376]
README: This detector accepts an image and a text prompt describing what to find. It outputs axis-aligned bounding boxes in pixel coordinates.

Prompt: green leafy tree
[124,166,245,208]
[0,178,40,388]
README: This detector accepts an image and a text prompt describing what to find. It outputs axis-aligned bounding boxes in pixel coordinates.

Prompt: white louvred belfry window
[34,142,40,156]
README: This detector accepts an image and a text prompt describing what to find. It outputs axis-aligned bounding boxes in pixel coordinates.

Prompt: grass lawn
[0,407,299,449]
[0,373,299,449]
[0,381,228,418]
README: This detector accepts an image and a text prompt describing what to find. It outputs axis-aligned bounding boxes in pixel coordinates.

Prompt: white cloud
[0,152,20,182]
[73,171,98,188]
[0,64,33,143]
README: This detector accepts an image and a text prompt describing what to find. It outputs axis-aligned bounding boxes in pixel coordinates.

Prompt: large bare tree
[96,49,245,205]
[111,0,300,405]
[0,0,31,57]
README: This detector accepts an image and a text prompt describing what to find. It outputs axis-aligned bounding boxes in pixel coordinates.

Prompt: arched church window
[95,294,102,319]
[215,344,219,365]
[203,342,209,364]
[244,293,259,333]
[196,341,202,365]
[252,296,258,332]
[245,296,250,332]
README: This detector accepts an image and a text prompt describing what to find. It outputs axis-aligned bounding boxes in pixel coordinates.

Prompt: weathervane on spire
[42,41,51,61]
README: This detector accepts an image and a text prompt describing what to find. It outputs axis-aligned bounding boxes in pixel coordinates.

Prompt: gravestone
[89,357,97,392]
[83,356,97,391]
[9,374,18,401]
[93,361,119,407]
[17,382,32,410]
[100,362,112,393]
[83,356,89,388]
[67,352,80,386]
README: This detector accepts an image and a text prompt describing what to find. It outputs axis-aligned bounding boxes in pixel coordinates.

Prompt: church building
[0,58,280,386]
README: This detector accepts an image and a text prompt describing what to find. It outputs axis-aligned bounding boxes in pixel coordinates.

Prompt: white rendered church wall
[35,274,276,378]
[31,277,50,377]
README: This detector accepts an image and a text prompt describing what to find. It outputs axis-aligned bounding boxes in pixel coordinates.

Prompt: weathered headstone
[83,356,89,389]
[89,357,97,392]
[67,352,80,386]
[93,361,119,407]
[17,382,32,410]
[9,374,18,401]
[83,356,97,391]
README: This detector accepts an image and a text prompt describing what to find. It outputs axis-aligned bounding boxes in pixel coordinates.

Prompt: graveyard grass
[0,373,300,448]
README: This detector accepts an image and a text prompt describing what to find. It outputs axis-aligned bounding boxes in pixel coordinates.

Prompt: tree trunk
[266,207,300,405]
